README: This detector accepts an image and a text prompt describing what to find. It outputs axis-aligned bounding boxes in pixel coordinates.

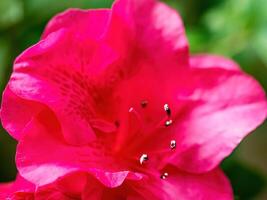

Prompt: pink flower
[1,0,266,199]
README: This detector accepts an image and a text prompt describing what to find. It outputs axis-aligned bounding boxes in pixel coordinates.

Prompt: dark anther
[160,172,169,180]
[141,100,148,108]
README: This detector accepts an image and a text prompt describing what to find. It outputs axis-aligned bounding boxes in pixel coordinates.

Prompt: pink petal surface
[108,0,189,68]
[82,175,129,200]
[0,175,35,199]
[190,54,240,71]
[2,172,87,200]
[35,173,86,200]
[16,110,143,187]
[0,86,44,140]
[168,67,267,172]
[9,27,118,145]
[82,166,233,200]
[42,8,110,40]
[137,167,233,200]
[36,171,141,200]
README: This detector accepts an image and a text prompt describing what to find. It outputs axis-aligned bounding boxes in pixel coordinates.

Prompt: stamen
[141,100,148,108]
[139,154,148,165]
[170,140,176,149]
[160,172,169,180]
[129,107,134,112]
[165,119,172,127]
[164,104,171,116]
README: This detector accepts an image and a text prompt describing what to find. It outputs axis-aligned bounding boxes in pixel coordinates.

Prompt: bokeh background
[0,0,266,199]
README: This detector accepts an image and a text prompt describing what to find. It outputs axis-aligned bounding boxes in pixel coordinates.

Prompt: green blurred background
[0,0,266,199]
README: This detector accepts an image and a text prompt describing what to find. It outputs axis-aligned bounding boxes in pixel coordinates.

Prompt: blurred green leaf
[0,129,17,182]
[202,0,267,65]
[0,38,11,91]
[24,0,113,22]
[0,0,23,30]
[222,157,266,200]
[253,27,267,66]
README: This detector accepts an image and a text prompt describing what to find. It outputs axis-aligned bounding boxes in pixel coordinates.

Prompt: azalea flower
[1,0,266,199]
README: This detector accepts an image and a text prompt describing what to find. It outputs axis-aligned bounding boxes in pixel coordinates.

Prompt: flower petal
[16,110,142,188]
[169,68,267,172]
[35,172,88,200]
[0,86,44,140]
[82,172,144,200]
[9,26,118,145]
[42,8,111,40]
[82,166,232,200]
[108,0,189,67]
[130,167,233,200]
[0,175,35,199]
[88,169,143,188]
[190,54,240,71]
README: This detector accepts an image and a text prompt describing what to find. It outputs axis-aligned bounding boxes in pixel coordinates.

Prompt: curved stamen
[164,104,171,116]
[139,154,149,165]
[114,107,144,153]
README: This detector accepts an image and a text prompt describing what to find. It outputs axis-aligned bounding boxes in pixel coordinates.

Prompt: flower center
[115,101,177,180]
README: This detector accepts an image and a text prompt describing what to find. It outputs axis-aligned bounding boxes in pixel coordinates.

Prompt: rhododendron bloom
[1,0,267,199]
